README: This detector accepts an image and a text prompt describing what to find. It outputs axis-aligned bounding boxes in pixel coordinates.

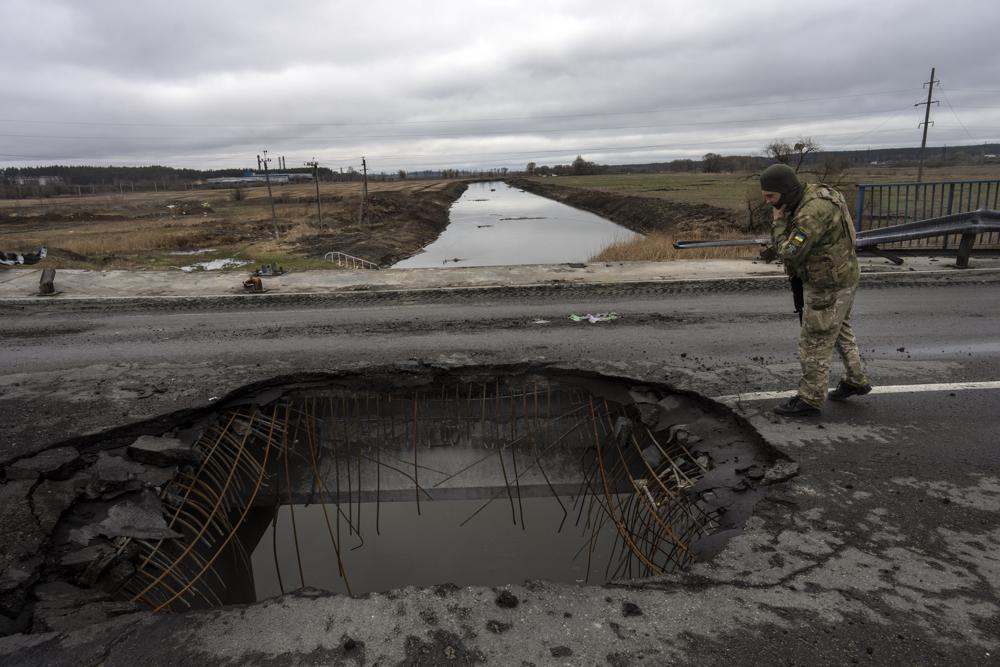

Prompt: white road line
[714,380,1000,403]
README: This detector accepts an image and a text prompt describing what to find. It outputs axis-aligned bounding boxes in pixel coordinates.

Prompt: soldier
[760,164,872,416]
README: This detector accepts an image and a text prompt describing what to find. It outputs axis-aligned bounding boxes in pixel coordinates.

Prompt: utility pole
[305,159,322,226]
[257,154,262,171]
[360,157,369,224]
[261,149,278,237]
[915,67,939,184]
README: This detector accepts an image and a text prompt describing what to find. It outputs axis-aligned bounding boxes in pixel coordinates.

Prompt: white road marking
[714,380,1000,403]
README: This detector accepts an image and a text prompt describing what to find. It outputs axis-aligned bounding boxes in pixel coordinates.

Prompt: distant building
[13,175,64,186]
[205,171,311,186]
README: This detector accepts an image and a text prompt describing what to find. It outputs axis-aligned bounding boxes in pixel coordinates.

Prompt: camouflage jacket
[772,183,859,290]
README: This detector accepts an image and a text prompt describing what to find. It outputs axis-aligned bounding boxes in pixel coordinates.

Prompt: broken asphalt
[1,257,999,665]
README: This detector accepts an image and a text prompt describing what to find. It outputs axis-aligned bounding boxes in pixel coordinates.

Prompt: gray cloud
[2,0,998,171]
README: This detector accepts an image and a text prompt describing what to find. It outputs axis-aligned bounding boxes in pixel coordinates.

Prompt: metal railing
[323,251,380,270]
[674,209,1000,268]
[857,209,1000,267]
[855,179,1000,249]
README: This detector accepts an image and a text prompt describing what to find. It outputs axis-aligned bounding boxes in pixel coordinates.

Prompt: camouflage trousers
[798,285,869,407]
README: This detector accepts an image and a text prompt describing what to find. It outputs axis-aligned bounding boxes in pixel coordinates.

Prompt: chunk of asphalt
[622,601,643,617]
[126,435,201,467]
[68,490,182,544]
[494,590,519,609]
[762,460,801,485]
[6,447,79,481]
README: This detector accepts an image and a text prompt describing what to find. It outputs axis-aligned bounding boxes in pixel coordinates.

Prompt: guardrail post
[38,268,56,295]
[956,232,976,269]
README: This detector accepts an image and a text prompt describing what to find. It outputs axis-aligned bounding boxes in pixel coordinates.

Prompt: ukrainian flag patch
[790,229,807,247]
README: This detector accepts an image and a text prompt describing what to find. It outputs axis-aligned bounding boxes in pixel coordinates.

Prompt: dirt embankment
[508,178,743,236]
[0,180,469,269]
[294,181,469,265]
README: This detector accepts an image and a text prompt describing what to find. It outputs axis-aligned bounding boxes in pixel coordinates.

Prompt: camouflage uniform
[773,183,869,407]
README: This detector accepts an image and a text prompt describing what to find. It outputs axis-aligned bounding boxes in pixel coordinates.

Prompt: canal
[392,181,638,268]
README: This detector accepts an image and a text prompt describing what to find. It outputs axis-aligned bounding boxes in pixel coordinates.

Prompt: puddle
[253,495,624,599]
[13,367,792,618]
[391,181,637,268]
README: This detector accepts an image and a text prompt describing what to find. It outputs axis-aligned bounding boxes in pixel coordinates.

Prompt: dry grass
[1,212,228,257]
[591,230,761,262]
[0,179,461,269]
[543,165,1000,213]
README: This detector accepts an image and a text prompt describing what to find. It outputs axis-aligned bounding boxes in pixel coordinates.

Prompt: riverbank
[0,180,469,270]
[508,177,744,237]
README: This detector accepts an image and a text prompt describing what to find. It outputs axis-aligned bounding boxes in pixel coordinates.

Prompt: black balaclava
[759,163,803,211]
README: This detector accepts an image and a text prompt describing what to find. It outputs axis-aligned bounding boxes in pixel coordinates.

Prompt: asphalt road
[1,279,998,665]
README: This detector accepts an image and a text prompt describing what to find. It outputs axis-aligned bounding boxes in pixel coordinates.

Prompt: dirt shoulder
[508,177,744,236]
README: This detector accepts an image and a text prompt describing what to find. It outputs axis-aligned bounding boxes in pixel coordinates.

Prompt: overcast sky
[3,0,999,173]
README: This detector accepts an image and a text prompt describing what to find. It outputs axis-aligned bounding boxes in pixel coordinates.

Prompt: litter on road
[569,312,620,323]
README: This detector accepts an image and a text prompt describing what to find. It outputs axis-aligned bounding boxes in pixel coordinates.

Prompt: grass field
[560,165,1000,261]
[0,180,461,270]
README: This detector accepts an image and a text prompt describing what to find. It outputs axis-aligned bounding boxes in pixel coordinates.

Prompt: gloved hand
[759,246,778,263]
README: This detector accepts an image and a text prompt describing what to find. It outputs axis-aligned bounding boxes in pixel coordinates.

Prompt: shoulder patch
[790,229,808,247]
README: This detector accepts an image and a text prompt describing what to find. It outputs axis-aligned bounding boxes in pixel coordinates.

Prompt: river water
[391,181,637,268]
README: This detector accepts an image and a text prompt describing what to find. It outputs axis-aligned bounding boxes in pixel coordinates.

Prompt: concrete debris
[641,445,663,468]
[126,435,201,467]
[33,581,108,606]
[31,479,80,534]
[60,543,117,569]
[68,491,182,544]
[0,480,46,594]
[762,460,801,485]
[33,589,139,633]
[88,452,177,492]
[5,447,79,481]
[0,563,37,595]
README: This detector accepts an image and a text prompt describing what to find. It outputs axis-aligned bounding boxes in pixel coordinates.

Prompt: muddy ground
[509,177,745,237]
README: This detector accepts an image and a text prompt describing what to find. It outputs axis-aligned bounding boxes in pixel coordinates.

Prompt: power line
[936,84,978,143]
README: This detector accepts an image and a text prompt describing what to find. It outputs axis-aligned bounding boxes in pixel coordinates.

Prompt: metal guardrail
[323,251,380,270]
[857,209,1000,267]
[855,179,1000,250]
[674,209,1000,268]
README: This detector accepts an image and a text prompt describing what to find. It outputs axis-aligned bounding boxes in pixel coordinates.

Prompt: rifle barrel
[672,238,769,249]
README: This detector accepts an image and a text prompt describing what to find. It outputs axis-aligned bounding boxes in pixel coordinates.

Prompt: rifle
[790,275,804,325]
[672,238,807,322]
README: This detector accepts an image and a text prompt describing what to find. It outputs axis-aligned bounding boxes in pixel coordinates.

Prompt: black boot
[828,381,873,402]
[773,396,821,416]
